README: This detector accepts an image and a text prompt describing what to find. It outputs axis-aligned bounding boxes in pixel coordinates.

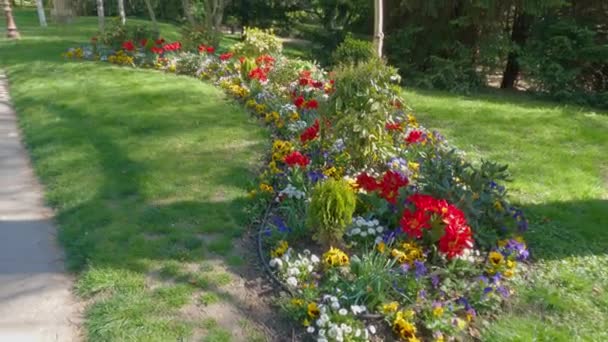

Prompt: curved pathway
[0,72,80,341]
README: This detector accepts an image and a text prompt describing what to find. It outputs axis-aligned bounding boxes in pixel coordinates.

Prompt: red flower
[378,170,409,204]
[206,46,215,54]
[385,122,403,132]
[300,70,312,79]
[91,36,98,42]
[198,44,206,53]
[400,209,431,239]
[299,78,310,86]
[294,96,305,108]
[155,38,165,45]
[305,99,319,110]
[256,55,275,68]
[239,56,246,63]
[312,80,324,89]
[122,40,135,51]
[300,119,320,143]
[356,173,379,192]
[405,130,426,145]
[220,52,233,61]
[284,151,310,169]
[140,38,148,47]
[150,46,164,54]
[163,42,182,52]
[438,222,473,259]
[248,67,268,82]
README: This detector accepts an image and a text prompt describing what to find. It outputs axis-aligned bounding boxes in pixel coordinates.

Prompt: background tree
[52,0,73,23]
[35,0,47,27]
[143,0,159,34]
[3,0,20,38]
[118,0,126,25]
[96,0,104,32]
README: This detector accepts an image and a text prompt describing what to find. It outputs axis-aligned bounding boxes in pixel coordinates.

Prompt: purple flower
[483,287,493,295]
[307,170,326,183]
[431,275,440,288]
[271,216,291,234]
[497,286,510,298]
[418,289,427,299]
[491,273,502,283]
[413,261,427,279]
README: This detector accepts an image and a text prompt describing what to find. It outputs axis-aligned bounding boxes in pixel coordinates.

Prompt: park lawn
[403,89,608,341]
[2,10,269,341]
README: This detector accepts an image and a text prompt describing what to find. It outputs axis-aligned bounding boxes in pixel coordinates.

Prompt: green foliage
[521,19,608,108]
[180,25,222,52]
[326,58,402,168]
[174,52,205,76]
[307,179,357,246]
[100,18,157,50]
[231,27,283,57]
[332,34,375,65]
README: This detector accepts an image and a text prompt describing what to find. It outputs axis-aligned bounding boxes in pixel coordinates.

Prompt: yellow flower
[408,161,420,173]
[270,240,288,258]
[291,298,304,306]
[248,190,257,198]
[506,260,516,269]
[393,310,417,340]
[307,302,320,318]
[289,112,300,121]
[435,333,445,342]
[322,247,349,268]
[268,160,281,174]
[407,114,418,127]
[489,251,504,267]
[455,318,467,330]
[381,301,399,314]
[302,319,310,326]
[376,241,386,254]
[259,183,274,193]
[323,166,342,179]
[504,269,514,278]
[494,200,504,211]
[432,305,444,317]
[497,239,508,247]
[391,249,408,264]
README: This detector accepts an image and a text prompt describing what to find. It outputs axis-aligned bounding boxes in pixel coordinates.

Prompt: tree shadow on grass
[13,74,287,339]
[519,199,608,261]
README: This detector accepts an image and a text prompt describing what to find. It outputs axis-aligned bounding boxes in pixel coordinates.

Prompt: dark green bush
[521,19,608,109]
[332,35,375,65]
[100,18,157,50]
[180,25,222,52]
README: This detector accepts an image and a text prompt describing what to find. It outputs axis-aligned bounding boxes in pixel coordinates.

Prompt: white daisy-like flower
[306,326,315,333]
[286,277,298,287]
[338,308,348,316]
[368,325,376,334]
[331,301,340,310]
[311,254,320,263]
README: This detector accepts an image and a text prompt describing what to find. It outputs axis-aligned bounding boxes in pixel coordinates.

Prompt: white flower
[320,314,330,322]
[338,308,348,316]
[307,265,314,272]
[328,326,339,338]
[368,325,376,334]
[376,226,384,233]
[350,228,361,235]
[317,339,328,342]
[354,329,361,337]
[350,305,366,315]
[318,329,326,337]
[360,231,368,237]
[286,277,298,287]
[367,228,375,234]
[287,268,300,276]
[311,255,320,263]
[331,301,340,310]
[330,296,338,302]
[344,325,353,334]
[307,326,315,333]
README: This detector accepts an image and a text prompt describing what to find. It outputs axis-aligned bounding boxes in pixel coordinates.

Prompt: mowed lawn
[404,89,608,341]
[1,11,269,341]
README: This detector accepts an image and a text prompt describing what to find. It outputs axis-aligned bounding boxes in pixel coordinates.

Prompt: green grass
[1,10,266,341]
[404,88,608,341]
[4,9,608,342]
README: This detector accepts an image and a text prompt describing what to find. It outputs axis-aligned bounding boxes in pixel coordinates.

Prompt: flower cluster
[322,247,349,268]
[346,217,385,245]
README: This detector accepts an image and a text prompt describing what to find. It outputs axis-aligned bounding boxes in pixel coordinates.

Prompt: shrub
[332,34,375,65]
[174,53,205,76]
[180,25,222,52]
[307,179,356,247]
[521,19,608,108]
[325,58,402,168]
[231,27,282,58]
[99,19,157,50]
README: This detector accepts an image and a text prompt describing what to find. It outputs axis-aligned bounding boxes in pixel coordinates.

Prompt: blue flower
[271,216,291,234]
[431,275,440,288]
[413,260,427,279]
[307,170,326,183]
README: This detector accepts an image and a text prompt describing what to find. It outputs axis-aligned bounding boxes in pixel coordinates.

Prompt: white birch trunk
[96,0,104,32]
[143,0,159,35]
[35,0,47,27]
[373,0,384,58]
[118,0,126,25]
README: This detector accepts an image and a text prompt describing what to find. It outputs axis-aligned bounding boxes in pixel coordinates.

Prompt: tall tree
[117,0,126,25]
[143,0,159,35]
[204,0,230,31]
[373,0,383,57]
[3,0,20,38]
[52,0,73,23]
[35,0,47,27]
[182,0,195,25]
[96,0,104,32]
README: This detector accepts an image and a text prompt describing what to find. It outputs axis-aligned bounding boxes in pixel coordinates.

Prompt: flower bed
[65,31,530,342]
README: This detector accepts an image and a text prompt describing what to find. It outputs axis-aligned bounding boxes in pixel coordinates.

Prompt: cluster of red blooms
[385,121,404,132]
[405,130,426,145]
[298,70,324,89]
[122,40,135,51]
[249,67,268,82]
[198,45,215,54]
[401,194,474,258]
[162,41,182,52]
[219,52,234,61]
[248,55,276,82]
[300,119,320,143]
[356,171,410,204]
[283,151,310,169]
[293,96,319,110]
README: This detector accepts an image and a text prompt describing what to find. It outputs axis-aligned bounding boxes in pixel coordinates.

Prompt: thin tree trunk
[52,0,73,23]
[501,12,531,89]
[35,0,47,27]
[373,0,384,57]
[182,0,194,25]
[117,0,125,25]
[3,0,20,39]
[96,0,104,32]
[143,0,159,36]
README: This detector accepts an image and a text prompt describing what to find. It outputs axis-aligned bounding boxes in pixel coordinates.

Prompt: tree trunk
[52,0,73,23]
[117,0,125,25]
[501,12,531,89]
[35,0,47,27]
[3,0,20,39]
[96,0,104,32]
[143,0,159,36]
[182,0,194,25]
[373,0,384,57]
[204,0,229,32]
